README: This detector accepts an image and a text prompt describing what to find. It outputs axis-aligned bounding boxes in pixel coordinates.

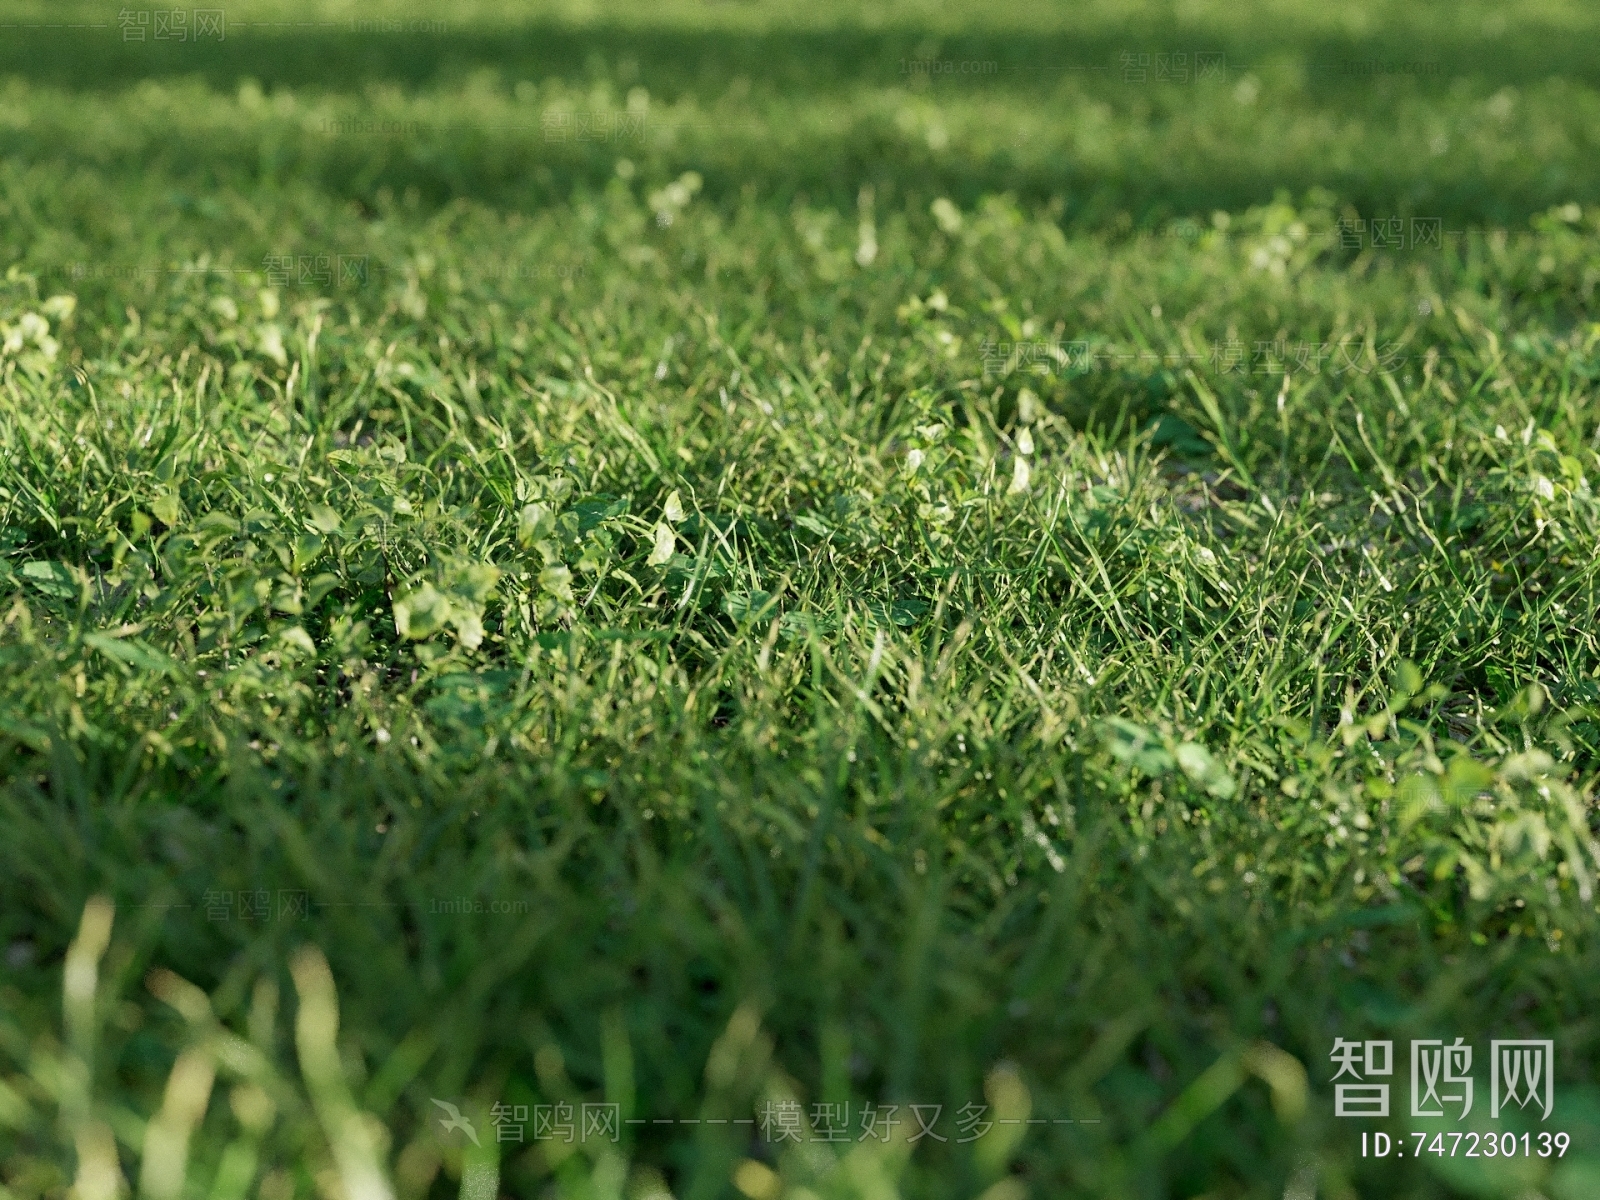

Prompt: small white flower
[375,728,391,744]
[1017,428,1034,456]
[1008,455,1031,494]
[259,323,287,366]
[931,198,963,234]
[904,448,924,474]
[855,229,878,267]
[647,521,675,566]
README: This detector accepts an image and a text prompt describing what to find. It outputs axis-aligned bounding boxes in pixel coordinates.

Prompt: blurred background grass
[2,0,1598,224]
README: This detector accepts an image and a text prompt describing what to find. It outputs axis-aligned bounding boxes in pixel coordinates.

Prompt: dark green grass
[3,2,1600,1198]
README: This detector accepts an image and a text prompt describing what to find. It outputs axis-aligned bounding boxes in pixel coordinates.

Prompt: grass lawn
[2,1,1600,1197]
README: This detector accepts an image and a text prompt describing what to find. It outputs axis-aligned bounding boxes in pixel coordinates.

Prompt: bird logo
[430,1098,481,1147]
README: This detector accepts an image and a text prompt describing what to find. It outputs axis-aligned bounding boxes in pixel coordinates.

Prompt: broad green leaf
[21,560,76,599]
[83,632,177,675]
